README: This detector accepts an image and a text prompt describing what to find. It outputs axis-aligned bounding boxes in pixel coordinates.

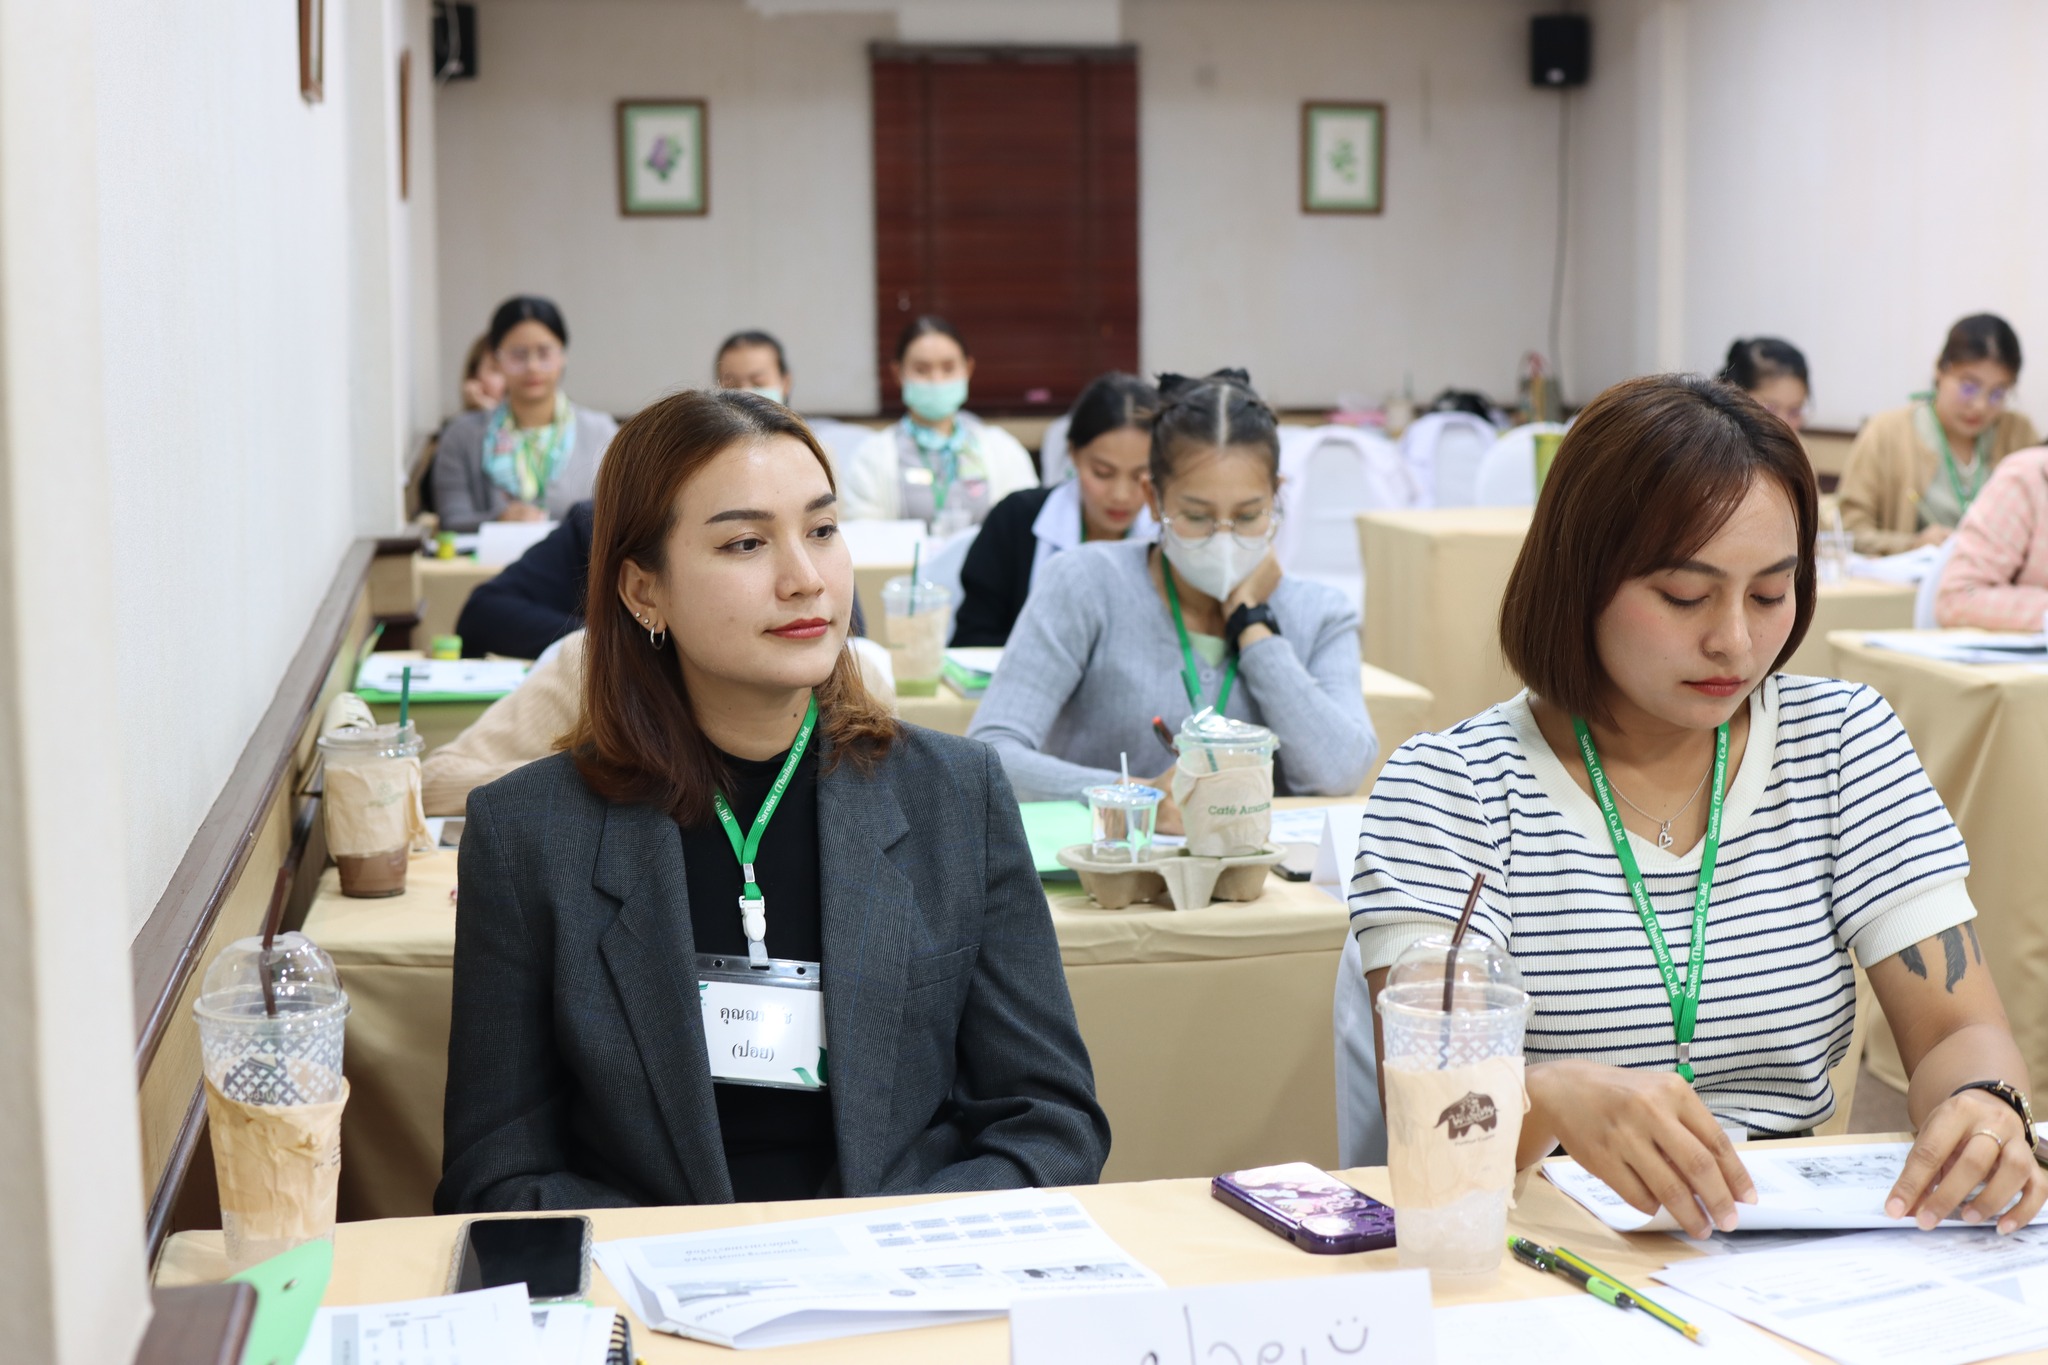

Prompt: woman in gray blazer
[433,295,618,532]
[435,388,1108,1212]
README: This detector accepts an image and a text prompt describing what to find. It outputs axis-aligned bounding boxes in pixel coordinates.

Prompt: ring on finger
[1971,1128,2011,1151]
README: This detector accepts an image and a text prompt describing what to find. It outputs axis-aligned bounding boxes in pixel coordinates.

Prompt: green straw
[399,665,412,731]
[909,542,922,614]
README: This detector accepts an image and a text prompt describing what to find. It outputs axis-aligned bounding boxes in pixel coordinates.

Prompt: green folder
[228,1238,332,1365]
[1019,800,1095,881]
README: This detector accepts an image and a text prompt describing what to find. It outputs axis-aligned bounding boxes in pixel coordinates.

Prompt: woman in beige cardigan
[1839,314,2038,555]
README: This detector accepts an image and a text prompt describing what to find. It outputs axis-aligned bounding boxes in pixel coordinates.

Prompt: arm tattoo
[1966,921,1983,964]
[1939,926,1969,993]
[1898,942,1928,980]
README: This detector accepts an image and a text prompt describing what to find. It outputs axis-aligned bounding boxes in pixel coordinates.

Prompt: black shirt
[677,743,838,1201]
[951,485,1055,647]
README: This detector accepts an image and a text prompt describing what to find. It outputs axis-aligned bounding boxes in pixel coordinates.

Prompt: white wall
[0,1,152,1357]
[1567,0,2048,427]
[94,0,435,928]
[435,0,890,417]
[437,0,1564,414]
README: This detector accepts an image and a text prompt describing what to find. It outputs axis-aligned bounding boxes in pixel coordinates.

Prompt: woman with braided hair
[967,369,1375,828]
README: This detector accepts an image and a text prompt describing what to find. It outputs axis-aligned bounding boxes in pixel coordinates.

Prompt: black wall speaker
[433,2,478,81]
[1531,14,1590,88]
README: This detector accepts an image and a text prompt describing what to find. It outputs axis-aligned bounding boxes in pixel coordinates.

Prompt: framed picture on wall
[618,100,708,216]
[1301,101,1384,214]
[299,0,325,103]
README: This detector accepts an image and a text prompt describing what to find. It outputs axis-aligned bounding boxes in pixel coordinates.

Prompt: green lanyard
[711,694,818,969]
[1162,561,1237,714]
[1571,718,1729,1082]
[1924,399,1989,515]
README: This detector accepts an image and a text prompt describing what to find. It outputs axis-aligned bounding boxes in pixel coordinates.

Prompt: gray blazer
[435,727,1109,1213]
[432,404,618,532]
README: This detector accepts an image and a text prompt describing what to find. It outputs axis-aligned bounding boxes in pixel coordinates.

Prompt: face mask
[902,377,968,423]
[742,384,787,406]
[1160,523,1274,600]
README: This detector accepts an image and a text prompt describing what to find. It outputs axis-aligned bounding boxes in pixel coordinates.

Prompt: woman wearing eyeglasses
[434,295,619,532]
[1839,313,2038,555]
[968,370,1375,825]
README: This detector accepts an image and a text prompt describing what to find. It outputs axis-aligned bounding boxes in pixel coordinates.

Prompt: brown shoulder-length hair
[567,389,898,823]
[1499,373,1818,725]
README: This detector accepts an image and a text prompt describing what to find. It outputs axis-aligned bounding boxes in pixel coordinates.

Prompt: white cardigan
[840,417,1039,522]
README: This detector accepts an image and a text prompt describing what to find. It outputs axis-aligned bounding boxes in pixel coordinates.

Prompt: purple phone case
[1211,1165,1398,1255]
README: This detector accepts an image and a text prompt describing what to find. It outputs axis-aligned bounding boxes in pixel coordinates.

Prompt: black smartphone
[1212,1162,1397,1254]
[451,1215,592,1301]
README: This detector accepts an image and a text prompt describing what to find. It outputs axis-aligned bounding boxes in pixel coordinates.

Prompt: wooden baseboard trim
[131,541,374,1079]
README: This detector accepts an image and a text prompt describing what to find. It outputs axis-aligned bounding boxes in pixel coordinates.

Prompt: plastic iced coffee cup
[1376,933,1531,1283]
[882,575,950,697]
[1086,783,1162,862]
[318,722,424,897]
[1171,710,1277,857]
[193,932,350,1271]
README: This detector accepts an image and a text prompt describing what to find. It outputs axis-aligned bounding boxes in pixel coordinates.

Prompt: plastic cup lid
[1086,783,1163,809]
[317,721,419,754]
[194,931,346,1020]
[1176,707,1277,750]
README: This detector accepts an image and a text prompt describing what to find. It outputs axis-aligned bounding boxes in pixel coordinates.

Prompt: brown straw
[257,865,293,1018]
[1442,871,1488,1013]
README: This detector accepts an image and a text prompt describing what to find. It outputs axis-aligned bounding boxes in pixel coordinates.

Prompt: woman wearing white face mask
[841,316,1038,529]
[968,370,1376,825]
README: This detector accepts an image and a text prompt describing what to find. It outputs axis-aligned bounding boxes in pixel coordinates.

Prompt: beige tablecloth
[306,800,1359,1220]
[155,1142,1887,1363]
[416,555,499,648]
[1359,507,1918,733]
[896,664,1432,793]
[1829,630,2048,1093]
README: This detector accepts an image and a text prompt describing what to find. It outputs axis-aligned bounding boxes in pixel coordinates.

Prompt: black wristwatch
[1225,602,1280,651]
[1952,1080,2048,1168]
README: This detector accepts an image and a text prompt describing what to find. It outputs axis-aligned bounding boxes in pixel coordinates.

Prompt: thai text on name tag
[697,975,826,1089]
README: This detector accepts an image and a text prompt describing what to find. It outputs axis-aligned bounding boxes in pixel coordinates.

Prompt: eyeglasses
[1952,379,2010,408]
[498,344,563,373]
[1161,507,1278,542]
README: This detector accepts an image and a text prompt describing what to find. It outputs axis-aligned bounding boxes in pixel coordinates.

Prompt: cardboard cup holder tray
[1054,843,1286,911]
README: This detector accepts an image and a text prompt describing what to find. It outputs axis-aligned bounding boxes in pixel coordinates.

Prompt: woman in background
[1933,444,2048,630]
[841,316,1037,529]
[952,373,1161,647]
[1839,313,2038,554]
[714,329,794,407]
[434,296,618,532]
[1721,337,1809,430]
[969,370,1374,821]
[459,333,504,412]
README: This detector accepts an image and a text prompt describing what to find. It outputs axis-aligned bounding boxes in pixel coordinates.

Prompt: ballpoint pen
[1507,1236,1701,1343]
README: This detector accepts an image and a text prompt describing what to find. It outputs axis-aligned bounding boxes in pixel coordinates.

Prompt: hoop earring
[648,625,666,649]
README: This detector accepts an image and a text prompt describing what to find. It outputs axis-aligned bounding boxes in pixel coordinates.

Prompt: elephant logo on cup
[1436,1091,1498,1141]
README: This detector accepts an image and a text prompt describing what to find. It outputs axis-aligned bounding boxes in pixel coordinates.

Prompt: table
[894,664,1433,793]
[304,800,1358,1221]
[1359,507,1919,732]
[417,555,499,648]
[359,649,505,754]
[1828,630,2048,1094]
[154,1141,1888,1363]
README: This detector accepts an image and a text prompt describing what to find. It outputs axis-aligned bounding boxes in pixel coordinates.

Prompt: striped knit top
[1347,675,1974,1134]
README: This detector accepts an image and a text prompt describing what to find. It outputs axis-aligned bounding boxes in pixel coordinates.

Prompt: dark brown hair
[1938,312,2022,377]
[1148,368,1280,491]
[1499,374,1818,724]
[568,389,897,823]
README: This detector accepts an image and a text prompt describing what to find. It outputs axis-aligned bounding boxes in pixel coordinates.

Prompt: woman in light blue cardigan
[968,370,1375,818]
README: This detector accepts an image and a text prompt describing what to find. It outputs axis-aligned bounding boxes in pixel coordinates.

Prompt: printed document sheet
[1545,1140,2048,1234]
[1654,1224,2048,1365]
[593,1189,1161,1349]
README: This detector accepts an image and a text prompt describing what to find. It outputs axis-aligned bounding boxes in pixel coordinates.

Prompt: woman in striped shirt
[1348,374,2047,1241]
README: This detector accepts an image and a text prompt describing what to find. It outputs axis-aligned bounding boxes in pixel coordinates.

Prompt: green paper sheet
[228,1237,332,1365]
[1019,800,1094,881]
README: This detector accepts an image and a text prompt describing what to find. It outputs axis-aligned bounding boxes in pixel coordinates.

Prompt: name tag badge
[902,465,934,486]
[695,955,826,1090]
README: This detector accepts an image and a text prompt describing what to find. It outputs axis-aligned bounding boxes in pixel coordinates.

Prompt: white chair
[1471,422,1570,508]
[1913,537,1959,630]
[923,524,980,613]
[807,417,872,478]
[1036,414,1074,486]
[1334,933,1387,1166]
[1398,410,1498,509]
[1276,425,1418,615]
